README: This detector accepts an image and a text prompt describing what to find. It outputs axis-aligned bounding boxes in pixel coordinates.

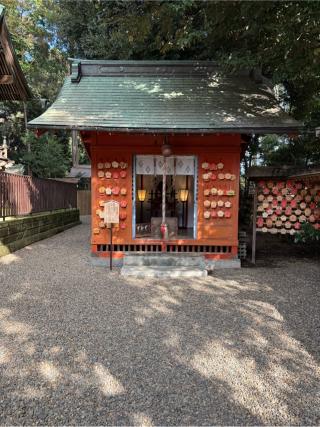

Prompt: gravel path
[0,217,319,425]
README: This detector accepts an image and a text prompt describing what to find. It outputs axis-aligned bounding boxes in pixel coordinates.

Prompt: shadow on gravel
[0,221,319,425]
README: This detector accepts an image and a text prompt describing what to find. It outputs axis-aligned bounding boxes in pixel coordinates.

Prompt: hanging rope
[162,156,166,224]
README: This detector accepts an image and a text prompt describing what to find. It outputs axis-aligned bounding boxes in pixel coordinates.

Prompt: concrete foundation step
[123,253,206,268]
[121,254,207,278]
[121,265,207,278]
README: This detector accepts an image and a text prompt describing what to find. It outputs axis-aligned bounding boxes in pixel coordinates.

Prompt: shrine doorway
[133,155,197,239]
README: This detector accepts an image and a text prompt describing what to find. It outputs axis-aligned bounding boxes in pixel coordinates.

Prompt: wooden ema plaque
[104,201,119,227]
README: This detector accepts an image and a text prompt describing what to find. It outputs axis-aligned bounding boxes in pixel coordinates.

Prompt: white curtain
[136,155,194,176]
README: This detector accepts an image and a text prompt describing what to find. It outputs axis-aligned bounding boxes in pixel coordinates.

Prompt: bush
[294,222,320,244]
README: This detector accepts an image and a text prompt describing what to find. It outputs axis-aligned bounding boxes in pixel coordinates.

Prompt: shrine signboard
[104,201,119,226]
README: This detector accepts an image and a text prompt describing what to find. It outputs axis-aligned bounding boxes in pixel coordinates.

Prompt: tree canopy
[0,0,319,177]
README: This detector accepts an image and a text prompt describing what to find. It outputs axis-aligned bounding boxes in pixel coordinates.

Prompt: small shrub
[294,222,320,244]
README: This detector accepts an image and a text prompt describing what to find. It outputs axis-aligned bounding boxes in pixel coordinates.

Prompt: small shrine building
[29,60,302,267]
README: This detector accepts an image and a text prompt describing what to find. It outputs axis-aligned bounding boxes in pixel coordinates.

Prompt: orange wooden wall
[81,131,243,257]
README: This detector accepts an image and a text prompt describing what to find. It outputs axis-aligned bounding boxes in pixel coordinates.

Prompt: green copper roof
[28,60,302,133]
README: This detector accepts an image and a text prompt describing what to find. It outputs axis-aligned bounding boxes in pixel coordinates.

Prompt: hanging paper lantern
[294,222,301,230]
[281,199,287,208]
[97,163,104,169]
[120,188,127,196]
[120,162,127,169]
[211,200,217,208]
[225,211,231,218]
[98,171,105,178]
[217,162,224,170]
[300,202,306,210]
[105,162,111,169]
[105,171,112,179]
[275,207,282,216]
[209,163,217,170]
[120,200,127,208]
[217,189,224,196]
[98,186,106,194]
[120,222,126,229]
[204,211,211,219]
[204,189,210,197]
[202,162,209,170]
[211,174,217,181]
[93,228,100,234]
[204,200,211,208]
[217,210,224,217]
[211,210,217,218]
[120,170,127,179]
[112,161,119,168]
[263,188,270,195]
[258,194,265,202]
[105,187,112,195]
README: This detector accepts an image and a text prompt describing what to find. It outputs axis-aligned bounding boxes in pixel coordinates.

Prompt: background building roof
[29,59,302,134]
[247,166,320,182]
[0,5,32,101]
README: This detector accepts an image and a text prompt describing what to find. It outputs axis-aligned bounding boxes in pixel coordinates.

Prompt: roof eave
[27,123,304,135]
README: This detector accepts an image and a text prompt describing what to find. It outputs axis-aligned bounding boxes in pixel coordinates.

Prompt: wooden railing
[0,172,77,220]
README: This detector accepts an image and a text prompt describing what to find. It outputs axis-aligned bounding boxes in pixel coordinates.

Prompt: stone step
[121,266,207,278]
[123,254,206,268]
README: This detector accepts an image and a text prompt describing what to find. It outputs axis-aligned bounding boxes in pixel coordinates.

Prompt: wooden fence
[0,172,77,220]
[77,190,91,215]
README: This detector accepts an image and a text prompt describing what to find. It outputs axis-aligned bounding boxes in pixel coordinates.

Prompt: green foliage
[21,132,71,178]
[258,133,320,167]
[294,222,320,244]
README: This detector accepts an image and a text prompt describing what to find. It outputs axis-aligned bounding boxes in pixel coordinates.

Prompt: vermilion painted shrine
[29,60,302,266]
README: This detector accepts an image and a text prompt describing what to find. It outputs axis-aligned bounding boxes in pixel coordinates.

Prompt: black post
[110,224,113,271]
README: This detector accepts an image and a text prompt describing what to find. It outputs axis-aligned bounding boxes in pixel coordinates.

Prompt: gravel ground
[0,217,319,426]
